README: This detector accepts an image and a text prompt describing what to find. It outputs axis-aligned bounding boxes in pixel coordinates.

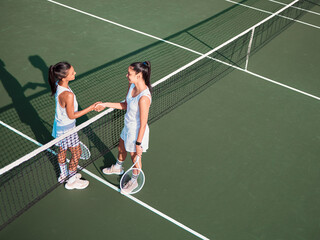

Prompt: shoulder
[140,88,151,101]
[139,95,151,105]
[60,91,74,102]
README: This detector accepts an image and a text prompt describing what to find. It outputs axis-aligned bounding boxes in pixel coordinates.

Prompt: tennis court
[0,0,320,239]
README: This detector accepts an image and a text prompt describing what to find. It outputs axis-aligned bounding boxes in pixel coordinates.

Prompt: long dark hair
[130,61,152,93]
[48,62,71,96]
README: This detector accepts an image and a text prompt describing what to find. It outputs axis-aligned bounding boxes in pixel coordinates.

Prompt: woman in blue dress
[48,62,100,190]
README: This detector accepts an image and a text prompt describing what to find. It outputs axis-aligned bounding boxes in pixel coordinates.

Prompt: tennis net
[0,0,317,230]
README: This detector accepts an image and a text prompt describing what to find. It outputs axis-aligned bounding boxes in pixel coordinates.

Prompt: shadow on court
[0,0,299,230]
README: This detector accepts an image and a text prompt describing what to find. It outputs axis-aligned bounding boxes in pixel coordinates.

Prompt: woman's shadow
[0,58,59,176]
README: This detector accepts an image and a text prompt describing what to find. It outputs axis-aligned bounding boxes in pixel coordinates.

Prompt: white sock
[115,159,124,168]
[59,163,68,177]
[132,174,139,181]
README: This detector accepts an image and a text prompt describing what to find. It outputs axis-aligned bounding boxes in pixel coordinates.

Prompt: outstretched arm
[63,92,100,119]
[95,102,127,111]
[95,83,131,112]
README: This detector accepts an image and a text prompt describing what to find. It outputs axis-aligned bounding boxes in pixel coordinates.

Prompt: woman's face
[64,66,76,81]
[126,66,141,84]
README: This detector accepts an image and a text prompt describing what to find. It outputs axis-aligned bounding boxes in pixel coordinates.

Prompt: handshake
[91,102,106,112]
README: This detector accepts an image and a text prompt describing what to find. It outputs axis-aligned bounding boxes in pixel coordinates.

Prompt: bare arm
[136,95,151,149]
[61,92,99,119]
[97,102,127,110]
[95,83,131,111]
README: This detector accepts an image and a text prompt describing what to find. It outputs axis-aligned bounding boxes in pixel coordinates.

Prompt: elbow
[67,114,76,120]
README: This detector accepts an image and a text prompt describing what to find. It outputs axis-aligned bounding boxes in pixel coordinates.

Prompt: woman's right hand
[91,102,102,111]
[94,103,106,112]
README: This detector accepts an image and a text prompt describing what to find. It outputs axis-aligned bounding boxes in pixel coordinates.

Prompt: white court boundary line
[268,0,320,16]
[0,120,210,240]
[47,0,320,101]
[224,0,320,30]
[1,0,319,237]
[3,0,317,174]
[6,0,316,175]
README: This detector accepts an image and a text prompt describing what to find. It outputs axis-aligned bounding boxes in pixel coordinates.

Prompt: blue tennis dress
[120,84,152,152]
[52,84,79,149]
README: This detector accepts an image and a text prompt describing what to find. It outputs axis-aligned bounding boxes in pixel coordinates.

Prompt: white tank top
[53,84,78,133]
[124,84,151,128]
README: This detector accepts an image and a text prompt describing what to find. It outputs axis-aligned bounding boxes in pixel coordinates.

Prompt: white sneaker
[58,173,81,183]
[65,174,89,190]
[102,165,124,175]
[121,179,138,194]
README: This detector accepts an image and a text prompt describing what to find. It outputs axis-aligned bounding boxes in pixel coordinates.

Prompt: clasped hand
[92,103,106,112]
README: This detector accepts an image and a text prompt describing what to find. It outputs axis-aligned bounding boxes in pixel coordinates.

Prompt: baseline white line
[224,0,320,30]
[268,0,320,16]
[0,120,210,240]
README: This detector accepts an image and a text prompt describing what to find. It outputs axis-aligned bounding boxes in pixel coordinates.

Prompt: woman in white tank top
[48,62,100,190]
[96,61,152,194]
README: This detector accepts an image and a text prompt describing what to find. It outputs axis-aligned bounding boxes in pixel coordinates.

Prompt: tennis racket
[120,155,145,195]
[79,141,91,160]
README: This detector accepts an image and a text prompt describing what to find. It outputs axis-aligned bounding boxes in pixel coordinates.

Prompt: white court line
[47,0,320,102]
[5,0,318,175]
[46,0,203,57]
[0,120,210,240]
[224,0,320,30]
[268,0,320,16]
[212,59,320,100]
[1,1,318,236]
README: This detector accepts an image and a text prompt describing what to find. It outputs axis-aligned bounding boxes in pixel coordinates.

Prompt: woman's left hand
[95,103,106,112]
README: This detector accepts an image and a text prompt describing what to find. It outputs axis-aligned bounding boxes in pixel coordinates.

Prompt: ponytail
[48,62,71,96]
[130,61,152,93]
[48,65,57,96]
[143,61,152,93]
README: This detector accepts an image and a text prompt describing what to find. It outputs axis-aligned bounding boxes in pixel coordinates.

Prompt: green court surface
[1,0,320,239]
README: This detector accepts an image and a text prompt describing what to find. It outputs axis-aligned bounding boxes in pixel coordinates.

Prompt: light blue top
[52,84,78,138]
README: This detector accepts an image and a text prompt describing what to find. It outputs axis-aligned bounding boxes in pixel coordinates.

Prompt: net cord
[0,0,299,176]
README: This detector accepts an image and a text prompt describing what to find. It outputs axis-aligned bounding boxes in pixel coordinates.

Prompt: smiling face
[63,66,76,81]
[126,66,141,84]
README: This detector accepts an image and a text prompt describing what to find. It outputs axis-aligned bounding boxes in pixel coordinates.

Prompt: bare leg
[68,145,82,172]
[117,138,127,163]
[57,147,67,164]
[102,138,127,175]
[65,145,89,189]
[130,152,142,176]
